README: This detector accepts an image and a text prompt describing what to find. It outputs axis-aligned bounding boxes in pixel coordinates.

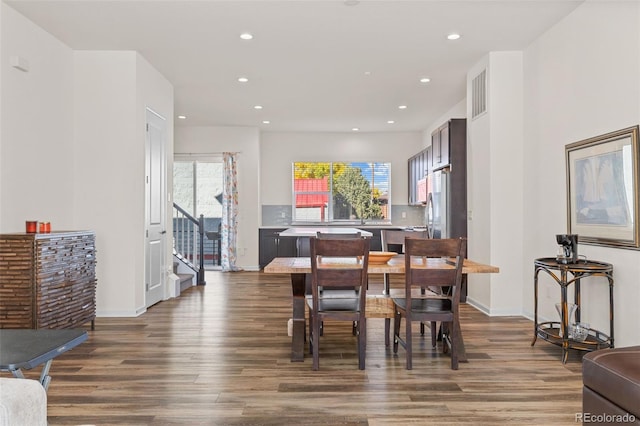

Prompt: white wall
[174,126,260,270]
[521,1,640,346]
[73,51,139,315]
[0,3,75,231]
[74,51,173,316]
[260,131,423,206]
[465,52,524,316]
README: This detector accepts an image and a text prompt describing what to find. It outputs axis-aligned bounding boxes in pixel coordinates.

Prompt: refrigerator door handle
[426,193,434,239]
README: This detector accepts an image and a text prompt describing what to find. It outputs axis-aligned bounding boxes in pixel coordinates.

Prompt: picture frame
[565,125,640,249]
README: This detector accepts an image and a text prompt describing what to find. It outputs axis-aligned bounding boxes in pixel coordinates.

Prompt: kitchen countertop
[260,224,423,230]
[279,227,374,237]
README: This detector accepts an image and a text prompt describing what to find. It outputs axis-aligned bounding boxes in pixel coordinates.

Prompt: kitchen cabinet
[431,118,465,171]
[259,228,297,268]
[407,147,430,205]
[0,231,97,329]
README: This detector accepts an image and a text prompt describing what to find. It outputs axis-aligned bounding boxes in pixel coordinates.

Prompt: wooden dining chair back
[380,229,429,346]
[307,235,370,370]
[392,237,466,370]
[314,231,364,336]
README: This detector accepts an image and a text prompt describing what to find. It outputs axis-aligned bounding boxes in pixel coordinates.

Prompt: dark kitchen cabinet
[259,228,297,268]
[431,118,465,171]
[408,147,430,205]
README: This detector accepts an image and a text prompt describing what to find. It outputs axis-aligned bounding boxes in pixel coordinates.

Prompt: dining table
[264,254,499,362]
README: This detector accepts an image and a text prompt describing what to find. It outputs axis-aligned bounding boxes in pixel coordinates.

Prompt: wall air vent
[471,69,487,119]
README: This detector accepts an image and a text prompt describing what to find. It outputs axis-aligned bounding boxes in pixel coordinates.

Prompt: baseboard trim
[465,297,523,317]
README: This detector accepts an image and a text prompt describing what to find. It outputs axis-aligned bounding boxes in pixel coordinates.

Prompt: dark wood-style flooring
[6,271,587,425]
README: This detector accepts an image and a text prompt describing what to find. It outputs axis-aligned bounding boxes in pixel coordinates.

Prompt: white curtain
[221,152,242,271]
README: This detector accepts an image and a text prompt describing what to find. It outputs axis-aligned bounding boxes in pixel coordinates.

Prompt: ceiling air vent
[471,69,487,119]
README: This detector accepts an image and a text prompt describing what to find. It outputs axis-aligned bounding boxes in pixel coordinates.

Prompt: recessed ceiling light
[240,33,253,40]
[420,77,431,83]
[398,105,407,110]
[352,127,360,132]
[447,33,461,40]
[178,115,186,120]
[254,105,263,110]
[238,77,249,83]
[262,120,270,124]
[387,120,395,124]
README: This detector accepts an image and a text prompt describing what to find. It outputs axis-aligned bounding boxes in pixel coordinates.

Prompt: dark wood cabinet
[259,228,297,268]
[432,122,451,170]
[0,231,97,329]
[408,147,430,205]
[436,118,467,240]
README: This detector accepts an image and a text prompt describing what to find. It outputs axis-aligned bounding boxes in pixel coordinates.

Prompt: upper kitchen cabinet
[431,119,466,171]
[407,146,430,205]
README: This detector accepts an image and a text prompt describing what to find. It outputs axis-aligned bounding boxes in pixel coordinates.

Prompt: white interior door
[145,108,167,307]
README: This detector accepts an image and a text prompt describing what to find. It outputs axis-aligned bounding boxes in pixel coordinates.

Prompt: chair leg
[393,310,401,353]
[450,320,459,370]
[312,314,321,371]
[405,315,412,370]
[441,322,450,354]
[430,321,437,348]
[384,318,390,346]
[358,317,366,370]
[308,309,313,354]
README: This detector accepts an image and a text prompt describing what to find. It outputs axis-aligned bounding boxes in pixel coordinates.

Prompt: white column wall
[466,55,492,312]
[488,52,524,315]
[73,51,140,316]
[73,51,173,316]
[174,126,260,270]
[465,53,525,316]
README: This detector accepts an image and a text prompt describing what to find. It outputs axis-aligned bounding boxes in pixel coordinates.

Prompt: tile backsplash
[261,205,425,227]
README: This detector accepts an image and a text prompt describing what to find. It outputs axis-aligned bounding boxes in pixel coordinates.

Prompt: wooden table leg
[290,273,306,362]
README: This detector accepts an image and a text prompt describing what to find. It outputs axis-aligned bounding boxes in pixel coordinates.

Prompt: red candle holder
[39,222,51,233]
[26,221,38,233]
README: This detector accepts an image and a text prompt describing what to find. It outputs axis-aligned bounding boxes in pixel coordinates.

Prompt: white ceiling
[5,0,583,132]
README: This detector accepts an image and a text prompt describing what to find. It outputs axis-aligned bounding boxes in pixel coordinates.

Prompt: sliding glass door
[173,159,223,269]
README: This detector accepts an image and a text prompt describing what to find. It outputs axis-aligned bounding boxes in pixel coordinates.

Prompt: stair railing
[172,203,206,285]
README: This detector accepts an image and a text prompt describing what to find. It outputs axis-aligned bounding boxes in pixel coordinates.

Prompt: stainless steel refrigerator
[425,169,448,239]
[423,118,467,241]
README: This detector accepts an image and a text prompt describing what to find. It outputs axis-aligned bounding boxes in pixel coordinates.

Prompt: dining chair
[307,235,370,370]
[392,237,466,370]
[380,229,431,346]
[315,232,364,336]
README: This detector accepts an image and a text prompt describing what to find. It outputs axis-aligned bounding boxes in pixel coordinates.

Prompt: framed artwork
[566,125,640,249]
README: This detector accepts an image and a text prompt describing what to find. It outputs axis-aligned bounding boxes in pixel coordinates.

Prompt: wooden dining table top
[264,255,499,274]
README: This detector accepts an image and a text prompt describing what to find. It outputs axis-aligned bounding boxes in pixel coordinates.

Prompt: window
[292,162,391,223]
